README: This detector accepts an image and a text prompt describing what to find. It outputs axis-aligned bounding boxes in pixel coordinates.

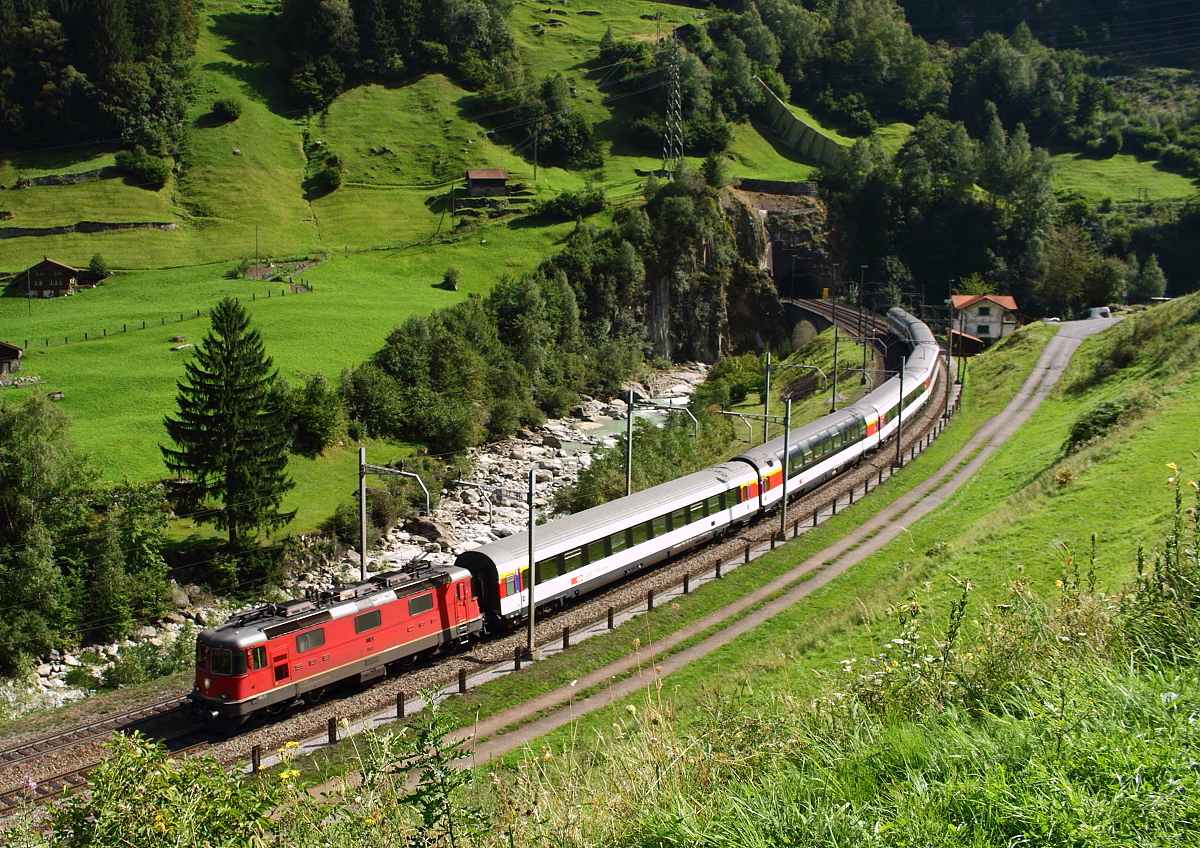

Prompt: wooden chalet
[14,257,81,298]
[465,168,508,197]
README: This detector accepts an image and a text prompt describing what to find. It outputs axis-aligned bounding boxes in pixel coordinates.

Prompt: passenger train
[191,308,942,727]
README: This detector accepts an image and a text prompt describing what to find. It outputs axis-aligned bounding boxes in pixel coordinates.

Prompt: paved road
[460,317,1119,764]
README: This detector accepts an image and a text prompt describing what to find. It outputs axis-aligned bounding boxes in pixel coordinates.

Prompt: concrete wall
[757,77,846,167]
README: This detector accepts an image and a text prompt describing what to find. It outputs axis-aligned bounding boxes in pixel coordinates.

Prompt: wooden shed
[0,340,21,375]
[465,168,509,197]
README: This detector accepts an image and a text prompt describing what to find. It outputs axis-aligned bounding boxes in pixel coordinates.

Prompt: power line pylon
[661,34,684,178]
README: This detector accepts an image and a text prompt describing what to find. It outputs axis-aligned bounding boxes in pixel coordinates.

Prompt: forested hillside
[0,0,196,154]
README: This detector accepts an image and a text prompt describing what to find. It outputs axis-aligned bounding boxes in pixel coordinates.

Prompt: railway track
[0,695,187,771]
[0,334,954,818]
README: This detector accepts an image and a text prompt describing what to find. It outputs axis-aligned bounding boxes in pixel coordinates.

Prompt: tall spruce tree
[162,297,294,547]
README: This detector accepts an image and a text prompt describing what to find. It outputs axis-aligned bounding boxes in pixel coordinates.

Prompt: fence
[12,283,312,351]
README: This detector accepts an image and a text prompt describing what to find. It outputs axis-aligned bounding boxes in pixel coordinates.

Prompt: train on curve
[190,308,942,728]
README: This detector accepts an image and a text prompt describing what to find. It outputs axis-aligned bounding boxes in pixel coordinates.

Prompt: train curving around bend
[190,308,942,728]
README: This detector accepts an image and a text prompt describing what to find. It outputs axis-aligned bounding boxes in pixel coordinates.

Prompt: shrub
[114,147,173,188]
[1062,390,1148,454]
[322,163,343,191]
[211,97,243,122]
[531,185,606,221]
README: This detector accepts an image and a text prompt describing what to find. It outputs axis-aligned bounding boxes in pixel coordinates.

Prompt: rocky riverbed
[0,366,708,719]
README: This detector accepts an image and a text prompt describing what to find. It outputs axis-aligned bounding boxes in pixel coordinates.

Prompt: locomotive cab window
[195,644,205,670]
[209,648,245,676]
[408,593,434,616]
[250,646,267,671]
[296,628,325,653]
[355,609,382,633]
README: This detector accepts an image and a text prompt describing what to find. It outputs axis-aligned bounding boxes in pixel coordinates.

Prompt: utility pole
[780,399,791,540]
[945,280,954,417]
[830,299,839,412]
[625,388,634,496]
[527,467,537,657]
[896,359,904,467]
[358,447,431,580]
[860,266,868,384]
[762,351,771,444]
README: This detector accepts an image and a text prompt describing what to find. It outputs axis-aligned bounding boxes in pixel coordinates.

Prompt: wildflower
[1055,579,1064,588]
[1168,462,1179,472]
[625,704,637,715]
[284,740,300,748]
[365,818,376,826]
[25,778,37,792]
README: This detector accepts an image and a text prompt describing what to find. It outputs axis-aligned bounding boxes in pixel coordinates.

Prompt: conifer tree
[162,297,294,548]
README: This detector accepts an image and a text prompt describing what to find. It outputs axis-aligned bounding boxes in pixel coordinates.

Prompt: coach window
[355,609,382,633]
[562,547,584,575]
[689,501,707,521]
[651,513,669,537]
[408,593,434,616]
[586,538,607,564]
[609,529,627,554]
[296,628,325,653]
[717,491,728,511]
[250,646,268,671]
[630,520,651,545]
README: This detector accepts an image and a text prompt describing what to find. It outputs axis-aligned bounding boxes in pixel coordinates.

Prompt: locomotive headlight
[203,677,211,691]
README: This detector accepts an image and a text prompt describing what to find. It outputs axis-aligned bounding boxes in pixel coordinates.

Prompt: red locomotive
[190,562,483,729]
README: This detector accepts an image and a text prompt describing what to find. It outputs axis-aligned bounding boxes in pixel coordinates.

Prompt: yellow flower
[1168,462,1179,472]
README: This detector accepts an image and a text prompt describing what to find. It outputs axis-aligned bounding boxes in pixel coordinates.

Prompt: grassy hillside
[504,294,1199,728]
[0,0,1196,542]
[458,298,1200,844]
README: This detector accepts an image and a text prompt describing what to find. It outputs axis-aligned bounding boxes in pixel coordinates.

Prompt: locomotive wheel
[304,687,327,705]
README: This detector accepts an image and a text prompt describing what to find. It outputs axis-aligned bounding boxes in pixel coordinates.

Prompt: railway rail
[0,330,954,818]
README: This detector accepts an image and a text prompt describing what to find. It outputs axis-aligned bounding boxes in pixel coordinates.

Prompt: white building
[951,294,1019,342]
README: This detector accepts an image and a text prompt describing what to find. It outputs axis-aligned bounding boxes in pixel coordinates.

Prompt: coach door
[271,648,290,684]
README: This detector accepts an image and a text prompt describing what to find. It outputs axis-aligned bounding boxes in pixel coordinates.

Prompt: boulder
[410,516,454,543]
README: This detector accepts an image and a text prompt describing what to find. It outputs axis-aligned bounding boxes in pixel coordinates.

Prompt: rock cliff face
[642,180,790,364]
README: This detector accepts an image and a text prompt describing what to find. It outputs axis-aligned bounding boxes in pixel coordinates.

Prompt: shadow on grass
[4,143,123,174]
[207,12,298,117]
